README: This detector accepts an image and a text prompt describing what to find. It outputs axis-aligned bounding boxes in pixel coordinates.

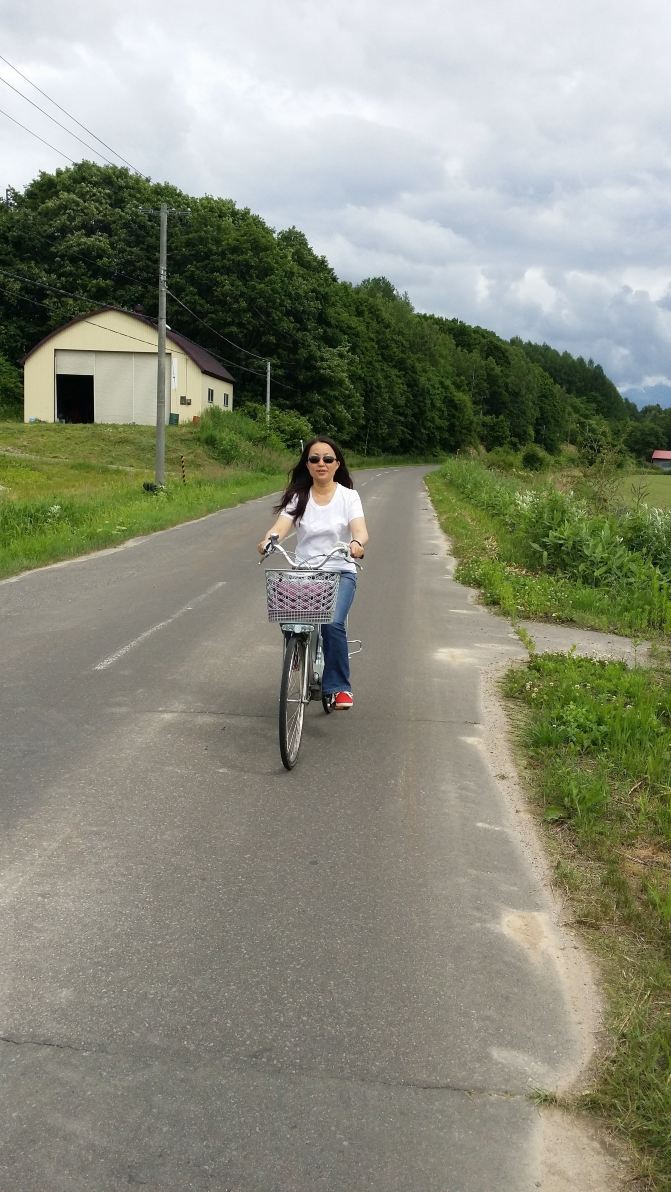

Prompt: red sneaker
[334,691,354,710]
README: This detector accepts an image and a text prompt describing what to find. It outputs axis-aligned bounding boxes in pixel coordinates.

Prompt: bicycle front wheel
[279,634,308,769]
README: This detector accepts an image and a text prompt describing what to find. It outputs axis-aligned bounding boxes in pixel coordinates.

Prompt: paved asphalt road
[0,468,586,1191]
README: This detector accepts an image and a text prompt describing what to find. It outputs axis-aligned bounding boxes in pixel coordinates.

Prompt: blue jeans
[322,571,357,695]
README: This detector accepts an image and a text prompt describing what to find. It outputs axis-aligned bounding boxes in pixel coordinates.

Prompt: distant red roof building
[652,451,671,460]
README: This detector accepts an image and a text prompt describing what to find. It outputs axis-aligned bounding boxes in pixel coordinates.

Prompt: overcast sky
[2,0,671,406]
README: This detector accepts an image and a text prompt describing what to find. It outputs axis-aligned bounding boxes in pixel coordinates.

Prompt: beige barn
[23,307,235,425]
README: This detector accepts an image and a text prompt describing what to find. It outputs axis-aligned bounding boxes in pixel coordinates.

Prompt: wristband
[350,539,363,548]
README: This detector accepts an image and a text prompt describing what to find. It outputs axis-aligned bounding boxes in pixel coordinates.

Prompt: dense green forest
[1,161,669,456]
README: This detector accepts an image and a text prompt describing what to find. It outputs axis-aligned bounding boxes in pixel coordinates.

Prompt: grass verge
[503,650,671,1191]
[0,473,286,579]
[425,466,671,638]
[425,464,671,1189]
[0,422,289,578]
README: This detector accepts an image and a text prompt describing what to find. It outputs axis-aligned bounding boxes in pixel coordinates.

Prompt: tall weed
[197,407,287,473]
[437,459,671,633]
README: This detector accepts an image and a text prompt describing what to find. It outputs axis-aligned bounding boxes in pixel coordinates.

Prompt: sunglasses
[308,454,337,464]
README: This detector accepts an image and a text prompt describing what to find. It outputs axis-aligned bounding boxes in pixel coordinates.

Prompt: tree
[0,160,632,457]
[0,353,22,415]
[625,419,663,461]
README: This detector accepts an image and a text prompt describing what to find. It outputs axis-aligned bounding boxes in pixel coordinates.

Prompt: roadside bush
[484,447,519,472]
[236,402,313,451]
[520,444,550,472]
[439,458,519,523]
[517,489,643,587]
[269,408,313,450]
[197,407,289,472]
[200,427,243,465]
[437,458,671,631]
[620,505,671,574]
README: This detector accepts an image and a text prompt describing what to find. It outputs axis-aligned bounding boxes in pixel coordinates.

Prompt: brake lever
[258,533,280,564]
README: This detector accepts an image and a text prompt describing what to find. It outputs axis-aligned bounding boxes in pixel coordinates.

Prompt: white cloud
[2,0,671,401]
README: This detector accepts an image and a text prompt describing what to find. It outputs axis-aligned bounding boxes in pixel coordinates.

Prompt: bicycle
[260,534,362,769]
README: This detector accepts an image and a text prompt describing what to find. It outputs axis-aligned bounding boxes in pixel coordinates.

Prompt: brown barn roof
[22,307,236,383]
[164,328,235,383]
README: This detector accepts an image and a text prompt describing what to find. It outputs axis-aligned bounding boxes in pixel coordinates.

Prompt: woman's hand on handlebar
[257,532,279,556]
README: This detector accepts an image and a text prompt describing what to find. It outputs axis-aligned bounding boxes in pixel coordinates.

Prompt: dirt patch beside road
[516,619,654,667]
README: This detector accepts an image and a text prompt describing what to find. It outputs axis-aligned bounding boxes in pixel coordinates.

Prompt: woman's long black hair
[273,436,354,523]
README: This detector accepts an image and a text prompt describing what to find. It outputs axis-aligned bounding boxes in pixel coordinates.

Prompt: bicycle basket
[265,569,340,624]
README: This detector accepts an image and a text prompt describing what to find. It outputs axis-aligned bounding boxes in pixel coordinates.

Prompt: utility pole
[155,203,168,486]
[266,360,271,427]
[137,203,189,486]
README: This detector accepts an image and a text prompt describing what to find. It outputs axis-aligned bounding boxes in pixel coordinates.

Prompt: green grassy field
[616,470,671,510]
[0,422,426,502]
[0,421,291,578]
[0,422,235,498]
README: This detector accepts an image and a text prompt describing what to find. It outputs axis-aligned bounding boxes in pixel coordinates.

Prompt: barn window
[207,387,214,403]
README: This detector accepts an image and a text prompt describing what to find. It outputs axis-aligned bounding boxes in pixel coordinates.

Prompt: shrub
[439,458,671,630]
[197,406,288,467]
[235,402,313,451]
[268,408,313,450]
[620,505,671,574]
[520,444,550,472]
[485,447,519,472]
[0,354,23,420]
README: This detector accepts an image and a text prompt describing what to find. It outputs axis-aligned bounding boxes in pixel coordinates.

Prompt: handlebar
[259,537,362,570]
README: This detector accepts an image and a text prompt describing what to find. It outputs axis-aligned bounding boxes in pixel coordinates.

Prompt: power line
[5,229,294,386]
[219,357,266,378]
[186,334,295,388]
[0,282,159,349]
[270,375,296,391]
[41,228,151,290]
[249,301,289,340]
[164,286,295,383]
[166,329,293,388]
[0,52,143,174]
[1,267,296,389]
[0,267,167,351]
[166,288,266,361]
[0,264,122,312]
[6,207,156,291]
[0,75,119,168]
[0,282,49,310]
[1,278,263,369]
[0,105,77,163]
[5,198,298,371]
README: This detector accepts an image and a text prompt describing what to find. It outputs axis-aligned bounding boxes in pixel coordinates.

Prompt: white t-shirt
[281,484,364,572]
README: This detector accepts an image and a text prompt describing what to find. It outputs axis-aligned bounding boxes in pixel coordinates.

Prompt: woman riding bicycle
[258,437,368,710]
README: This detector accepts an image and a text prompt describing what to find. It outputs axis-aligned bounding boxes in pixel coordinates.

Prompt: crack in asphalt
[0,1033,88,1054]
[0,1034,529,1101]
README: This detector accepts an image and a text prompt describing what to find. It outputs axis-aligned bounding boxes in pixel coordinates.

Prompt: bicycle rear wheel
[279,634,308,769]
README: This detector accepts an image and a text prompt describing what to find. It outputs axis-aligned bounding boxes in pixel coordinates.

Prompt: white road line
[93,581,227,671]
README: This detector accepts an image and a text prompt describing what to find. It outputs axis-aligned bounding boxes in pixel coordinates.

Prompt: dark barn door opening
[56,375,94,423]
